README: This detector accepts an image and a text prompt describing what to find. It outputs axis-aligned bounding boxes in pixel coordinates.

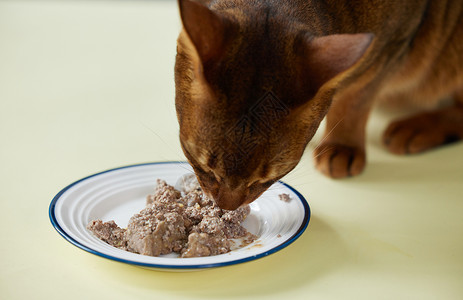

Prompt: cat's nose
[214,185,248,210]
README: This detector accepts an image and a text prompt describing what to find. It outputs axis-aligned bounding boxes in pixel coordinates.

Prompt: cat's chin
[197,177,270,210]
[199,189,241,210]
[207,186,250,211]
[215,199,247,211]
[212,194,245,211]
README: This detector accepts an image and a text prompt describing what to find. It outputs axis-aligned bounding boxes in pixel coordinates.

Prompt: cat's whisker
[140,122,197,177]
[281,173,315,185]
[266,175,319,195]
[280,164,319,183]
[140,122,187,160]
[312,145,335,160]
[283,173,318,185]
[312,117,345,152]
[283,167,319,181]
[178,165,196,176]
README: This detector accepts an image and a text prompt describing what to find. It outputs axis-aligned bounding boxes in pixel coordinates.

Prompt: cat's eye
[248,179,275,188]
[261,180,275,187]
[207,154,218,169]
[194,165,220,183]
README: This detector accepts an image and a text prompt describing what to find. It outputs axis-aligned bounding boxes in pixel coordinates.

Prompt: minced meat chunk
[125,210,187,256]
[278,193,291,202]
[181,232,230,258]
[87,220,127,249]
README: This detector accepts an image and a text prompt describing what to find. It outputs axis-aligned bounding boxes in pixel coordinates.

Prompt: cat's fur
[175,0,463,210]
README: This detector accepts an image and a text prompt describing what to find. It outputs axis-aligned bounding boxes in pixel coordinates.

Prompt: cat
[174,0,463,210]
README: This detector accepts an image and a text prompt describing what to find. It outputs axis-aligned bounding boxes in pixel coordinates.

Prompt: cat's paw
[383,108,463,155]
[313,143,366,178]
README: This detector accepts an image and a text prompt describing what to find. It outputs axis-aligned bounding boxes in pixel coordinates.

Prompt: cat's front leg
[383,87,463,154]
[313,84,376,178]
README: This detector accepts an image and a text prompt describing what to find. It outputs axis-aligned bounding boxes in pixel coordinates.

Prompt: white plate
[49,162,310,271]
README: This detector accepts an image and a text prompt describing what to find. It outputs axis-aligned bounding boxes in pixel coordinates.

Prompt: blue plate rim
[48,161,311,270]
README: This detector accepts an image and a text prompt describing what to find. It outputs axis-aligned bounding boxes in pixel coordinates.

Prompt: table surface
[1,1,462,299]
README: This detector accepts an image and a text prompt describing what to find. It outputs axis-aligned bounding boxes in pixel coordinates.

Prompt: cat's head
[175,0,373,209]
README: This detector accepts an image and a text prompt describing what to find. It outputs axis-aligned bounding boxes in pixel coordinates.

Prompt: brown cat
[174,0,463,210]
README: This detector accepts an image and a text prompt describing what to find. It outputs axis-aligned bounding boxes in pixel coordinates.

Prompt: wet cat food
[278,193,292,202]
[87,176,256,258]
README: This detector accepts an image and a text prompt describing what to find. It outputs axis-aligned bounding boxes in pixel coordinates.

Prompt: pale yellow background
[1,1,462,299]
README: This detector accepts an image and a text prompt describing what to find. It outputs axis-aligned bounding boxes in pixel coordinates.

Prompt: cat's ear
[297,33,374,90]
[178,0,233,64]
